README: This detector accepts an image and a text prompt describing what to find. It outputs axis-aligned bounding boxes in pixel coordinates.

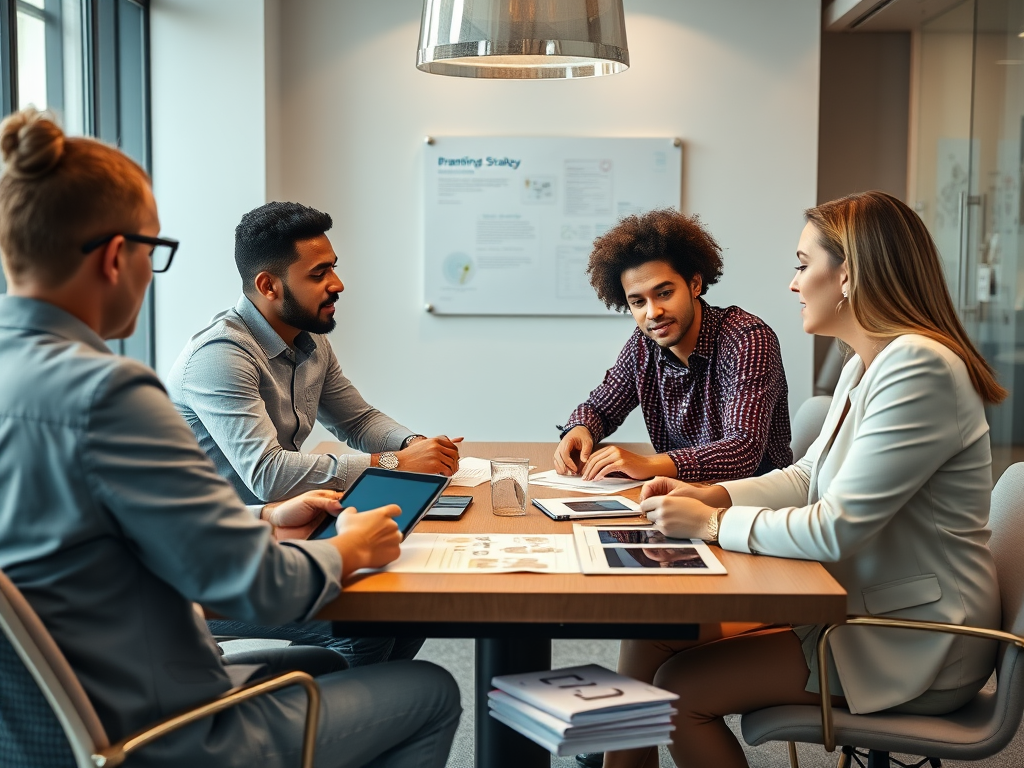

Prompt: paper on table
[450,457,536,487]
[529,469,645,494]
[449,456,492,487]
[381,532,579,573]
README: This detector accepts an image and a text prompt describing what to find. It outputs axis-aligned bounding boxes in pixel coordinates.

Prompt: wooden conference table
[313,441,846,768]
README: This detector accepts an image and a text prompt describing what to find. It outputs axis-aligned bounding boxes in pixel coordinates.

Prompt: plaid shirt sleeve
[665,322,787,481]
[561,331,642,443]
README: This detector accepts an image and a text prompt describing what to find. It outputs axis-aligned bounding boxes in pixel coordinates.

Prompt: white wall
[151,0,820,444]
[150,0,271,375]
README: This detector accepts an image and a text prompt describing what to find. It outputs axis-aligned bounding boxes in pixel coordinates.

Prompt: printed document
[382,532,579,573]
[529,469,645,494]
[449,456,492,487]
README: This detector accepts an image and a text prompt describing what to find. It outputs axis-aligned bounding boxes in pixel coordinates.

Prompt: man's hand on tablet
[332,505,403,576]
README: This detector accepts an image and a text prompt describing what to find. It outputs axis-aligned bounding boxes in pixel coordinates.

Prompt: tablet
[531,496,641,521]
[309,468,450,540]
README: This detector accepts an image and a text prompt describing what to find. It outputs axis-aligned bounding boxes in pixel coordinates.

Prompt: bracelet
[704,507,727,543]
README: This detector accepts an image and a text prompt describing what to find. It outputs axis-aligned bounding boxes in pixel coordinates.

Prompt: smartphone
[423,495,473,521]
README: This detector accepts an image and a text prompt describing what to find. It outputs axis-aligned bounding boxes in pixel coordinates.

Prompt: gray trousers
[211,645,461,768]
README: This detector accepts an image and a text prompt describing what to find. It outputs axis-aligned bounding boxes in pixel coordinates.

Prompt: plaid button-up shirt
[562,300,793,481]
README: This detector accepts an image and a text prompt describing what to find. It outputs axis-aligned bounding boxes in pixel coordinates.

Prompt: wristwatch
[378,451,399,470]
[401,434,425,449]
[705,507,727,543]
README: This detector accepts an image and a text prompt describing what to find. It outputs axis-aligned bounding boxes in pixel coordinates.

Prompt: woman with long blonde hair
[608,191,1004,768]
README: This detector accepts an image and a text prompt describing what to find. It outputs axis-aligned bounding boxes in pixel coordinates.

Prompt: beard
[279,282,338,334]
[644,321,685,349]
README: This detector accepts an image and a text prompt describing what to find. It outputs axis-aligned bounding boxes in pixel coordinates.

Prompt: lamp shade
[417,0,629,79]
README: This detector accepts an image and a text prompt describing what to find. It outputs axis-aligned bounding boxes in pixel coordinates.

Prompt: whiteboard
[423,136,682,316]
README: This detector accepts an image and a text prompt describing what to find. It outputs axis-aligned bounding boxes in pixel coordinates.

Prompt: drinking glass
[490,458,529,516]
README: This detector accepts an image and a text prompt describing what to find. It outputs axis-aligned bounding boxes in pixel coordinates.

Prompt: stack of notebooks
[488,664,678,757]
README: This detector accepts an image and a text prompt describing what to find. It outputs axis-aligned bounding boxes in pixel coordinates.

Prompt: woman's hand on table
[640,477,732,507]
[640,494,718,540]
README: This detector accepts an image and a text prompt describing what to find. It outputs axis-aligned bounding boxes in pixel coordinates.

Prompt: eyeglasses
[80,233,180,273]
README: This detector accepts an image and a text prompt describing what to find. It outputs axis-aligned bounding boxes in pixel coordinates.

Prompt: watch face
[380,452,399,469]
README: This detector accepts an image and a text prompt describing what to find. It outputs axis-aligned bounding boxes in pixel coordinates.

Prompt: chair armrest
[92,670,320,768]
[816,616,1024,752]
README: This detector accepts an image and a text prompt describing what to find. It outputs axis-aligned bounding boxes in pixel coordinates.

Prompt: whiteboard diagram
[423,137,682,316]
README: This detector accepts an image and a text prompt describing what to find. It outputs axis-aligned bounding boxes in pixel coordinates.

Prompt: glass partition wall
[911,0,1024,478]
[0,0,152,364]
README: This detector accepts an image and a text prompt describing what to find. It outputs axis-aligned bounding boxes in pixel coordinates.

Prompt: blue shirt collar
[234,294,316,360]
[0,295,111,354]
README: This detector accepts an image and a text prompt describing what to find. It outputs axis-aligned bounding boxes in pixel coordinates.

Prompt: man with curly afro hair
[554,209,792,483]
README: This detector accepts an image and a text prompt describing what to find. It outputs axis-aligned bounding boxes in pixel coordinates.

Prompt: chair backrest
[790,396,832,461]
[0,569,108,768]
[814,339,847,396]
[975,463,1024,753]
[990,463,1024,638]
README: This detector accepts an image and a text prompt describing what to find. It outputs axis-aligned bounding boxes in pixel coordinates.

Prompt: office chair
[740,462,1024,768]
[0,568,321,767]
[790,395,832,462]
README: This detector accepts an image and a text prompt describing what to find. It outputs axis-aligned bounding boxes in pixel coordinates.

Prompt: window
[0,0,152,365]
[15,0,86,134]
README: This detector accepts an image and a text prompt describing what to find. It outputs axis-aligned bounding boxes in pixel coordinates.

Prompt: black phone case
[423,496,473,520]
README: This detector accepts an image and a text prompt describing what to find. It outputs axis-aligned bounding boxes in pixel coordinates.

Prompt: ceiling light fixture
[417,0,629,79]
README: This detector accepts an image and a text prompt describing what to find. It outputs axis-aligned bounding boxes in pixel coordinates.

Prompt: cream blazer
[719,334,1000,714]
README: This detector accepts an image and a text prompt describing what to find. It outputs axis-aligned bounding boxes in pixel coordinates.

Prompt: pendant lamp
[417,0,629,79]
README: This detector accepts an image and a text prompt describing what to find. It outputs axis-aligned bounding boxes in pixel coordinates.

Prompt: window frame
[0,0,154,364]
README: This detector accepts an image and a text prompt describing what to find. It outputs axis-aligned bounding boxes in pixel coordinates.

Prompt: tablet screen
[311,468,449,540]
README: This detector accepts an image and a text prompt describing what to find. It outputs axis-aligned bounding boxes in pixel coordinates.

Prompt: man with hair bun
[554,209,793,484]
[0,108,460,768]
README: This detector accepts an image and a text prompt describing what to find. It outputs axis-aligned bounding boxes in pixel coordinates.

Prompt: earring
[842,290,848,298]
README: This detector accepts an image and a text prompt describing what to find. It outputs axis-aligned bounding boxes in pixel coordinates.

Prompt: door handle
[957,191,968,311]
[957,193,984,315]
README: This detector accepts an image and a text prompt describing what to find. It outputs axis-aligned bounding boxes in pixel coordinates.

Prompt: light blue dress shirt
[167,296,414,505]
[0,295,344,762]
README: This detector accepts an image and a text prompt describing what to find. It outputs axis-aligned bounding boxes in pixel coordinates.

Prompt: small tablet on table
[309,467,450,540]
[531,495,641,521]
